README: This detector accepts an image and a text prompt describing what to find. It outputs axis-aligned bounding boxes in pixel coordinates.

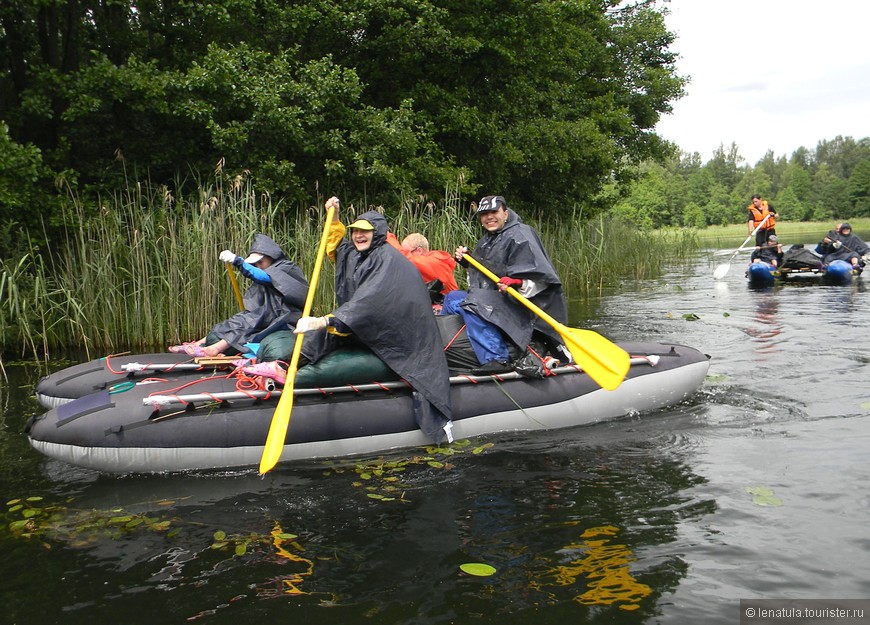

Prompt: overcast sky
[654,0,870,165]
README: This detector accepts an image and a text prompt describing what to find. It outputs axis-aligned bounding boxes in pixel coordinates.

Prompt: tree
[846,159,870,216]
[810,164,848,221]
[612,162,668,228]
[772,187,804,223]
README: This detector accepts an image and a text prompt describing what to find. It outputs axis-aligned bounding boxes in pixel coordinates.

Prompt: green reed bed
[1,180,700,364]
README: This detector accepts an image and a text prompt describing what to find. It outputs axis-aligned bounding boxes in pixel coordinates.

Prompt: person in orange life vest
[747,194,777,246]
[386,232,458,302]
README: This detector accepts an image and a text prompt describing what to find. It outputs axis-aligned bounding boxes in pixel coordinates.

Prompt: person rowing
[815,222,868,273]
[445,194,570,374]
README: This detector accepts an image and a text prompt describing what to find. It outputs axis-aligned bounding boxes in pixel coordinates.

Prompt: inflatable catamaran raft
[27,338,709,474]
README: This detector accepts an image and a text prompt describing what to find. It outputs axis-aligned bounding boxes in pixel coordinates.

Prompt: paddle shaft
[462,255,562,329]
[225,262,245,310]
[259,204,336,474]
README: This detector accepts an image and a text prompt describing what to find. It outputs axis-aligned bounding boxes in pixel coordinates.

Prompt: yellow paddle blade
[557,324,630,391]
[258,338,304,475]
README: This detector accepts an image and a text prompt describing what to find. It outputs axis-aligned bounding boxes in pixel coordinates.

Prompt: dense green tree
[612,162,668,228]
[0,122,60,251]
[773,187,804,222]
[846,159,870,216]
[808,164,845,221]
[0,0,687,220]
[814,136,870,181]
[706,143,743,191]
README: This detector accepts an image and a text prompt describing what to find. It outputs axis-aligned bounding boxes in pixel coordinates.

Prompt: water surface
[1,252,868,624]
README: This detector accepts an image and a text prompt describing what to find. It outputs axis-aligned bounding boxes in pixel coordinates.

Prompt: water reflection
[1,434,712,624]
[742,291,783,355]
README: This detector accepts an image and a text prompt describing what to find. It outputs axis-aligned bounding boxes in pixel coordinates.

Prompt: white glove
[294,316,328,334]
[219,250,237,263]
[832,241,842,249]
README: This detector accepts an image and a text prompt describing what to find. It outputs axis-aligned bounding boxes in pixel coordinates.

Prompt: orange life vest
[747,200,776,230]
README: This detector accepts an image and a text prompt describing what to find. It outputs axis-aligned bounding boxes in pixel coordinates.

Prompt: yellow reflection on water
[547,525,652,611]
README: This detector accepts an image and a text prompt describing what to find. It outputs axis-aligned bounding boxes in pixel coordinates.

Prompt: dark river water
[1,250,868,625]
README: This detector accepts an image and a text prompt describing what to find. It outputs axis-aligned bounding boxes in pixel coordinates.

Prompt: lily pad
[745,486,783,507]
[460,562,496,577]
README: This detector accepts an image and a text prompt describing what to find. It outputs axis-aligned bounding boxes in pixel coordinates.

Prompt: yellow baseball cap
[347,219,375,231]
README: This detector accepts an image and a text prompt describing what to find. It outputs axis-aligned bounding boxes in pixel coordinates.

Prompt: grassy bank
[698,218,870,248]
[1,180,699,364]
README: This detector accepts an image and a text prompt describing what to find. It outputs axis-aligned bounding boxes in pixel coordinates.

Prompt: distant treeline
[613,137,870,229]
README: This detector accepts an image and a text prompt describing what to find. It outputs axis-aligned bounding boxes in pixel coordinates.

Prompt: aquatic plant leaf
[211,541,229,549]
[9,519,31,531]
[861,402,870,411]
[472,443,495,454]
[8,504,23,513]
[427,461,444,468]
[745,486,783,506]
[234,543,247,556]
[6,499,22,506]
[213,530,227,541]
[26,497,44,502]
[460,563,496,577]
[108,515,134,524]
[681,313,700,321]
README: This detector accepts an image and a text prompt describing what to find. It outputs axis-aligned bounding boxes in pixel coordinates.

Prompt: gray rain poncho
[210,234,308,352]
[462,209,568,351]
[331,211,453,441]
[817,223,869,264]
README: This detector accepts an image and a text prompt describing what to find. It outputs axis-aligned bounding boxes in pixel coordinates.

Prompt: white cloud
[655,0,870,164]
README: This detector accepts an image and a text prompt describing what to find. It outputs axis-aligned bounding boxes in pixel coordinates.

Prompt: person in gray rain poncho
[815,222,868,272]
[293,197,454,443]
[446,195,569,373]
[169,234,309,357]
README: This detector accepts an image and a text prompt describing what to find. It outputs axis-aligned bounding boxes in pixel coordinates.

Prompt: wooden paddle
[462,254,630,391]
[713,213,772,279]
[224,262,245,310]
[259,202,337,475]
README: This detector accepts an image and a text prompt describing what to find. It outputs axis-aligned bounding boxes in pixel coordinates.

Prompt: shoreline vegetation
[3,173,864,370]
[1,178,698,367]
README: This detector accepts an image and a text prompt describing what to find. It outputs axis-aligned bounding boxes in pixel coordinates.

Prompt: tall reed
[0,177,700,364]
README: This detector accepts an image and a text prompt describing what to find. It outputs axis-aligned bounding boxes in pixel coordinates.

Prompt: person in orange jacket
[386,231,459,302]
[747,194,777,246]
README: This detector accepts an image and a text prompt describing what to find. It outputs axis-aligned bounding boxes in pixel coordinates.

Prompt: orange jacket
[747,200,776,230]
[386,233,459,294]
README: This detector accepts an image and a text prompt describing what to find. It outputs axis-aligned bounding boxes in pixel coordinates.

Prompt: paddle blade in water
[258,361,300,474]
[560,327,630,391]
[713,263,730,279]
